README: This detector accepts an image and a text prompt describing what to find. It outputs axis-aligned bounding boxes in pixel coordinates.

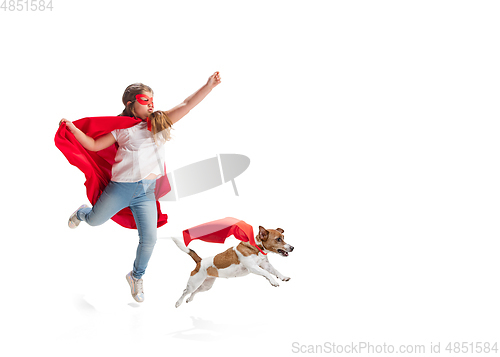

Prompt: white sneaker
[126,271,145,303]
[68,204,89,229]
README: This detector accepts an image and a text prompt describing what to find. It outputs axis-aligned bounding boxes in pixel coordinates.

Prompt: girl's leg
[77,181,135,226]
[129,180,158,280]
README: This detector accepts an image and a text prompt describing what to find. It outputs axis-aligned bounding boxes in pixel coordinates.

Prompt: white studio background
[1,1,499,356]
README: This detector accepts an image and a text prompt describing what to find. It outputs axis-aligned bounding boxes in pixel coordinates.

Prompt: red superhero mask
[135,94,154,108]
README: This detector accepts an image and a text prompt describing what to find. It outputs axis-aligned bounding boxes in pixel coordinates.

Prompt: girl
[59,71,221,302]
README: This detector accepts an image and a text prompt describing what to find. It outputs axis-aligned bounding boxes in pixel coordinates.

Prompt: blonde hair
[149,110,173,144]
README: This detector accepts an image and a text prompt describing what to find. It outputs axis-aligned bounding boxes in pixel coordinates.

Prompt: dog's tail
[171,237,202,263]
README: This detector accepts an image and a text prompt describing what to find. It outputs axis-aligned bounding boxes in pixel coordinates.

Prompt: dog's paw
[270,279,280,287]
[282,276,291,282]
[175,298,184,308]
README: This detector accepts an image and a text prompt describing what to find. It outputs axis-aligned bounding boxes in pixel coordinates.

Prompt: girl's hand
[59,118,77,133]
[206,71,221,89]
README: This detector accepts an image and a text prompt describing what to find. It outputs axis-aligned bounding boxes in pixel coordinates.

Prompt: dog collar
[254,241,266,255]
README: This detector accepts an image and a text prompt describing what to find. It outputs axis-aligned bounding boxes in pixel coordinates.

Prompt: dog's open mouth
[278,249,289,257]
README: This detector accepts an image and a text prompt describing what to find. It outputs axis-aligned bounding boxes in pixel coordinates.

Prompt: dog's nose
[289,245,294,252]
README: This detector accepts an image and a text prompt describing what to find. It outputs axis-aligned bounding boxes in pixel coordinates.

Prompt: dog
[172,225,294,307]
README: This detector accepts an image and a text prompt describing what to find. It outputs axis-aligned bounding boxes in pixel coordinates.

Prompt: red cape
[54,116,170,229]
[182,217,266,255]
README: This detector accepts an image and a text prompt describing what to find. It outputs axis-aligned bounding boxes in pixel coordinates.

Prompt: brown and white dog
[172,226,294,307]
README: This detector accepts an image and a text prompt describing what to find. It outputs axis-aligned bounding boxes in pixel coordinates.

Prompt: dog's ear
[258,226,269,241]
[276,228,284,234]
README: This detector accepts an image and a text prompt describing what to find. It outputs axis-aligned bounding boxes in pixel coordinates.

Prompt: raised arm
[164,71,221,124]
[59,119,116,152]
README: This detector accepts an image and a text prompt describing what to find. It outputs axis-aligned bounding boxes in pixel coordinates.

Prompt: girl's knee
[139,234,157,246]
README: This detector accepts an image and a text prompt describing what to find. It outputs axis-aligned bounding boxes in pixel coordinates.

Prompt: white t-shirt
[110,121,165,182]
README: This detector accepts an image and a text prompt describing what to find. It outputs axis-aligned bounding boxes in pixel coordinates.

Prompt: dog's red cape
[54,116,170,229]
[182,217,266,255]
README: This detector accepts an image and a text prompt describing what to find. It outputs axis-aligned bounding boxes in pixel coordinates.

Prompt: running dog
[172,226,293,307]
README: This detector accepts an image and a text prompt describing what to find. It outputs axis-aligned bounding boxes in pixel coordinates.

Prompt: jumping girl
[58,72,221,302]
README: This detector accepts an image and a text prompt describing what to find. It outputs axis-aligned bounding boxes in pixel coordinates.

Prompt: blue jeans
[76,179,157,280]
